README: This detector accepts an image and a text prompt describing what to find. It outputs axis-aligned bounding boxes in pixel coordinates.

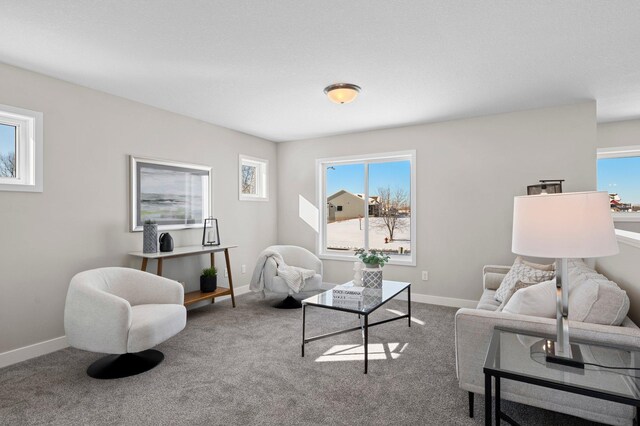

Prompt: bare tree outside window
[372,186,409,241]
[0,152,15,177]
[241,164,257,194]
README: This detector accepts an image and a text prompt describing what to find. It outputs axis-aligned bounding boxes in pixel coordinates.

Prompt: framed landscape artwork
[130,156,212,232]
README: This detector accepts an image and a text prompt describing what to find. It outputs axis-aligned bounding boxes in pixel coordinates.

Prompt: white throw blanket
[250,249,316,295]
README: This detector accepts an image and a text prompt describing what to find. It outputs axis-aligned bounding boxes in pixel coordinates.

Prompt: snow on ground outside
[326,217,411,252]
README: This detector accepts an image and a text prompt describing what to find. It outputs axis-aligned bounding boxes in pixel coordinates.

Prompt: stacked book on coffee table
[332,284,364,310]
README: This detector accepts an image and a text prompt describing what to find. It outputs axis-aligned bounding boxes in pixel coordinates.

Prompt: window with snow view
[597,146,640,221]
[318,151,416,265]
[0,104,43,192]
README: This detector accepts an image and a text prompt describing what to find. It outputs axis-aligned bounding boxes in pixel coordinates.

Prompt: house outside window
[317,150,416,266]
[0,104,43,192]
[597,146,640,222]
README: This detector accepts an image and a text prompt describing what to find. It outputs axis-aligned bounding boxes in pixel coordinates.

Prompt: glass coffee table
[483,327,640,425]
[301,280,411,374]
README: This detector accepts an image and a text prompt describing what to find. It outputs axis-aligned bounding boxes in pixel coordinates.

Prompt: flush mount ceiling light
[324,83,361,104]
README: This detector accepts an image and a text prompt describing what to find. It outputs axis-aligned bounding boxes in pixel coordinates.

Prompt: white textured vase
[353,262,364,287]
[362,266,383,289]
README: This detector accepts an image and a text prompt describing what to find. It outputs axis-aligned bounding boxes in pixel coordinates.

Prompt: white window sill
[615,229,640,249]
[239,196,269,202]
[319,253,416,267]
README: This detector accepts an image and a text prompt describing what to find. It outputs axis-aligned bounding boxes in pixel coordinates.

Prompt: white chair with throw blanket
[64,267,187,379]
[250,245,323,309]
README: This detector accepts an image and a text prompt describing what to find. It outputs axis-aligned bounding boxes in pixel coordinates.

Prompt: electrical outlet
[224,268,228,278]
[241,264,246,274]
[421,271,428,281]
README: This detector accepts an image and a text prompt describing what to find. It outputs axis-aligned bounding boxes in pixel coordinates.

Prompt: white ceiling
[1,1,640,142]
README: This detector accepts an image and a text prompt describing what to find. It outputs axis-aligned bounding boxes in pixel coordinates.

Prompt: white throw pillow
[569,277,630,326]
[502,280,557,318]
[494,257,555,303]
[497,280,537,311]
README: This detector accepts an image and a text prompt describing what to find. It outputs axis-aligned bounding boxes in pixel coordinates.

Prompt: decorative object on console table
[129,245,239,308]
[526,179,564,195]
[355,248,390,289]
[200,267,217,293]
[511,191,618,368]
[159,233,173,252]
[143,220,158,253]
[202,217,220,246]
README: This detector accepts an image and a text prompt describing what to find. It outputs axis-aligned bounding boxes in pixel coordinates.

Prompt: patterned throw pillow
[494,257,555,303]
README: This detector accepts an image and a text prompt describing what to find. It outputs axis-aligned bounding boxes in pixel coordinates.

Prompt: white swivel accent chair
[64,267,186,379]
[263,245,323,309]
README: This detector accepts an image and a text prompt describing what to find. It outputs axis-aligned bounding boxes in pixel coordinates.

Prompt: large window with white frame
[317,151,416,265]
[0,104,43,192]
[597,145,640,222]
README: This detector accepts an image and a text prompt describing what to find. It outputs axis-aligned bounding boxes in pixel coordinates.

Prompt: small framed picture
[202,217,220,246]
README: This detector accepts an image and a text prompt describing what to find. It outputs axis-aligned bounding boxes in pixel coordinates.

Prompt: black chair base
[273,295,302,309]
[87,349,164,379]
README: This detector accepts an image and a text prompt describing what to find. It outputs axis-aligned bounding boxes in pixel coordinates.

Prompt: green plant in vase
[201,266,217,278]
[354,248,390,268]
[200,266,218,293]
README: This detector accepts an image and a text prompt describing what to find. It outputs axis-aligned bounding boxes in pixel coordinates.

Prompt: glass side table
[483,327,640,425]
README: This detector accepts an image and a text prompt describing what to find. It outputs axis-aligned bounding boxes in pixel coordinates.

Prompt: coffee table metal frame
[301,282,411,374]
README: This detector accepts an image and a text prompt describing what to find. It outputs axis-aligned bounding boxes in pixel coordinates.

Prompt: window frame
[239,154,269,201]
[316,150,417,266]
[597,145,640,222]
[0,104,43,192]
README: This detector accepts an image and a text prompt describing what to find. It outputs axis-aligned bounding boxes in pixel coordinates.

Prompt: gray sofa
[455,265,640,425]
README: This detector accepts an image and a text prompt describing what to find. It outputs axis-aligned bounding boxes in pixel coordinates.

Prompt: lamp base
[541,340,584,369]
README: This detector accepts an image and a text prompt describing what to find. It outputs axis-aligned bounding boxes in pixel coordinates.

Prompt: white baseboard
[2,285,254,369]
[322,282,477,309]
[395,292,477,308]
[210,284,250,302]
[0,336,68,369]
[1,284,475,369]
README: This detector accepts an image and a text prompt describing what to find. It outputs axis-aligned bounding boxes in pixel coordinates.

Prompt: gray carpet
[0,293,602,425]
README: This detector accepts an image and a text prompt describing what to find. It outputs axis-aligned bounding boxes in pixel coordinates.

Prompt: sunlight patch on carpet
[386,308,426,325]
[315,343,407,362]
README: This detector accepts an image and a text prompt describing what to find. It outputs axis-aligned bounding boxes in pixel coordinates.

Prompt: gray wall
[277,102,597,302]
[0,63,277,353]
[596,118,640,320]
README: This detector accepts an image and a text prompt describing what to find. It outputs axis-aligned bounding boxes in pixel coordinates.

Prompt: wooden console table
[129,244,238,307]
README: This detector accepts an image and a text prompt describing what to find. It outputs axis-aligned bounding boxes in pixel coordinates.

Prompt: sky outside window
[326,161,410,196]
[597,157,640,205]
[0,123,16,155]
[0,123,16,177]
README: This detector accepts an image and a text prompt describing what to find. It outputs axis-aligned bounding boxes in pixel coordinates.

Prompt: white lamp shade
[512,191,618,258]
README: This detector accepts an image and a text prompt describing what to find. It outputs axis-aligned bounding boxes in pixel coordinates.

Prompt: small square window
[336,206,343,211]
[239,155,268,201]
[0,104,43,192]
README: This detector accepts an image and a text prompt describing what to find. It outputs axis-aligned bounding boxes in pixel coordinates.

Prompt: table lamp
[512,191,618,367]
